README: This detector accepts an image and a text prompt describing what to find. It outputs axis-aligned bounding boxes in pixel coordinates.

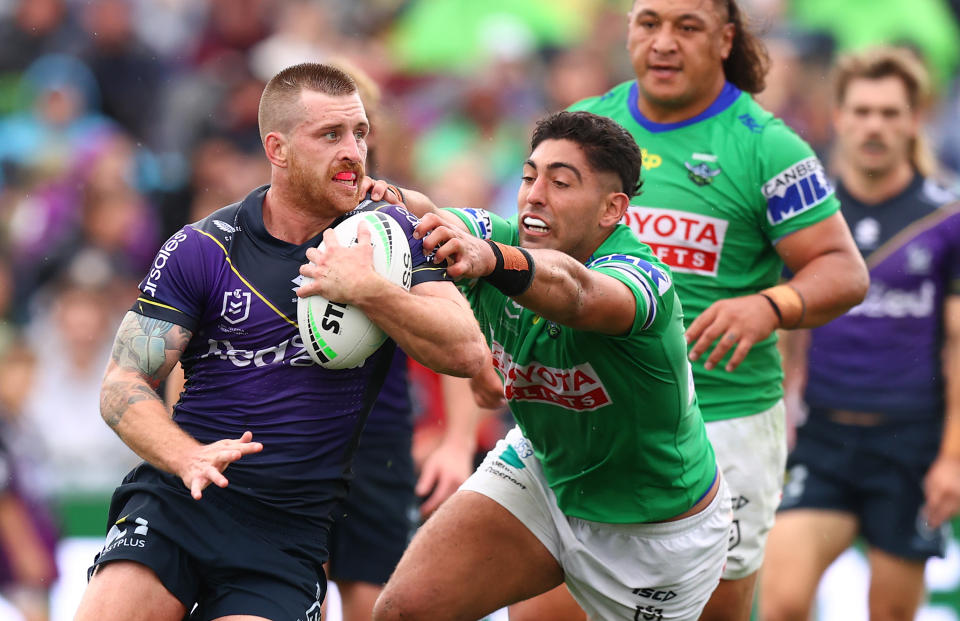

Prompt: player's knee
[869,597,921,621]
[759,587,811,621]
[372,587,429,621]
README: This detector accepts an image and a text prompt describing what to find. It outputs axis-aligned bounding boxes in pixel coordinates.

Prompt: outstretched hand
[415,214,496,280]
[179,431,263,500]
[686,294,780,372]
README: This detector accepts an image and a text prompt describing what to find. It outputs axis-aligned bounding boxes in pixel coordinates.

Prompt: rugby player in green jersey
[372,111,732,621]
[515,1,868,620]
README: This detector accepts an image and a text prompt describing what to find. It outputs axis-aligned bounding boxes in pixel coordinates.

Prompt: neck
[839,161,914,205]
[637,75,726,124]
[262,184,336,245]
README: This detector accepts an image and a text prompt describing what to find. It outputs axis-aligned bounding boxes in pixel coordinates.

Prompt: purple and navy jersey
[365,347,413,437]
[134,185,445,514]
[806,176,960,421]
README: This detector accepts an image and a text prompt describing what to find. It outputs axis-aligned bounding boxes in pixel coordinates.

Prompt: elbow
[440,336,488,378]
[846,257,870,307]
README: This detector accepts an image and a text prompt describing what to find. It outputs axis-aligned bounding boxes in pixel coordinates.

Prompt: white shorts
[705,400,787,580]
[461,426,732,621]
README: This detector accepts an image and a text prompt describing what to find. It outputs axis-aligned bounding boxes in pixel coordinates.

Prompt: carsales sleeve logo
[621,207,729,277]
[491,341,611,412]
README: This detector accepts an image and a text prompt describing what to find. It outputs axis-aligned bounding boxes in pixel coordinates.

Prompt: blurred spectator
[0,341,59,621]
[0,0,81,114]
[18,271,139,538]
[76,0,170,149]
[0,54,116,190]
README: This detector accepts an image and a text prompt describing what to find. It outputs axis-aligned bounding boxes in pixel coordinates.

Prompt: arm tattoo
[112,314,191,383]
[103,313,192,429]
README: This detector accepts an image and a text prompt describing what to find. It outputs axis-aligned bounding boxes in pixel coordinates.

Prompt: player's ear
[600,191,629,228]
[263,132,288,168]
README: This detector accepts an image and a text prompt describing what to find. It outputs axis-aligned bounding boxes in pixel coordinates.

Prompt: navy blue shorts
[89,464,330,620]
[779,414,948,560]
[327,431,417,585]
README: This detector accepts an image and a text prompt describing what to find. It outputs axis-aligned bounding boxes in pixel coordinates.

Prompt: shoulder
[190,202,244,245]
[918,177,960,207]
[568,80,635,114]
[588,227,673,296]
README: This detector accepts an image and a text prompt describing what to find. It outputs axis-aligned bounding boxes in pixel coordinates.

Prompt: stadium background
[0,0,958,619]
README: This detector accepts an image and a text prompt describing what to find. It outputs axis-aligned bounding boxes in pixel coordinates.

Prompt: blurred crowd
[0,0,958,619]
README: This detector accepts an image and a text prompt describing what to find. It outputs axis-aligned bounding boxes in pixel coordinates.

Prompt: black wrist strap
[482,240,536,296]
[759,293,783,326]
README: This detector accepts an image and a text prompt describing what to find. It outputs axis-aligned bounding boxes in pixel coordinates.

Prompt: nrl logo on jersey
[221,288,251,324]
[684,153,721,186]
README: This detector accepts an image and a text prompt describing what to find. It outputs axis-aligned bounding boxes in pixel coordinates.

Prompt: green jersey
[571,81,840,421]
[451,208,716,524]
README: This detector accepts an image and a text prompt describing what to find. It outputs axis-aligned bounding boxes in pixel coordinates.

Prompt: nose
[340,134,363,163]
[525,175,548,206]
[651,24,678,54]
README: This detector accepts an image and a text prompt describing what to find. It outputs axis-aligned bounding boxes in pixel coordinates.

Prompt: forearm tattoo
[102,313,191,429]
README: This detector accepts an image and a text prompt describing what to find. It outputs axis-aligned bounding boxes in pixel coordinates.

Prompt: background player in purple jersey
[73,62,486,621]
[762,47,960,621]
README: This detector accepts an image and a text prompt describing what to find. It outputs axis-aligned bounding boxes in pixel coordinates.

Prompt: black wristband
[759,293,783,326]
[482,240,535,296]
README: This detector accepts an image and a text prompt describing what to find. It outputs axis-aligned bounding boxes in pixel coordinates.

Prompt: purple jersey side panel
[806,178,960,420]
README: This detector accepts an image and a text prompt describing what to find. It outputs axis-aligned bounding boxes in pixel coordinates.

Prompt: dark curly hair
[530,111,643,198]
[716,0,770,94]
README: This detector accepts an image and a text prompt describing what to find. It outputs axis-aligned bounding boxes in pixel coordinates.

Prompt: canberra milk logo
[221,289,251,324]
[762,157,833,225]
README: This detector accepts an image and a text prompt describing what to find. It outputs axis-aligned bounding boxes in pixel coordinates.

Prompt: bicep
[774,212,859,274]
[107,311,193,390]
[577,270,638,336]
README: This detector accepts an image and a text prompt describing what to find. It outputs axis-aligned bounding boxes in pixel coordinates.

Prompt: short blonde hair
[257,62,357,145]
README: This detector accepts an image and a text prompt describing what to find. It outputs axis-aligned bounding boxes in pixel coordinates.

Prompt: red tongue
[334,172,354,181]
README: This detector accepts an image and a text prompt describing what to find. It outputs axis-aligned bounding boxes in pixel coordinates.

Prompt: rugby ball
[297,211,412,369]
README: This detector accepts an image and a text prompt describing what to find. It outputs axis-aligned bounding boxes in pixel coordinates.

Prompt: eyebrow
[634,9,707,24]
[525,159,583,183]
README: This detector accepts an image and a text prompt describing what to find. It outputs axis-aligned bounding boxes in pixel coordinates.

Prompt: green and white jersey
[571,81,840,421]
[450,208,716,524]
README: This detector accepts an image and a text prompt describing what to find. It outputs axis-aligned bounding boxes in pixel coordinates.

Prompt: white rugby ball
[297,211,412,369]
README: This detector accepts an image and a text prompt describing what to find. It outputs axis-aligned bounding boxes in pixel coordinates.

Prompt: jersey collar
[627,81,742,133]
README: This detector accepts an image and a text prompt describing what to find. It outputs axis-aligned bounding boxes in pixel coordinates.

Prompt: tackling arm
[416,216,638,335]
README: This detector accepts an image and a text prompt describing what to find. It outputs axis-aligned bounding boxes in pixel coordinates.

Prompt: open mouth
[648,64,681,78]
[522,215,550,235]
[333,171,358,187]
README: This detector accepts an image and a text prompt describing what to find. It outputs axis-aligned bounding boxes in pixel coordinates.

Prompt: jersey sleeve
[378,203,451,286]
[446,208,519,245]
[132,226,210,331]
[586,253,675,335]
[756,119,840,242]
